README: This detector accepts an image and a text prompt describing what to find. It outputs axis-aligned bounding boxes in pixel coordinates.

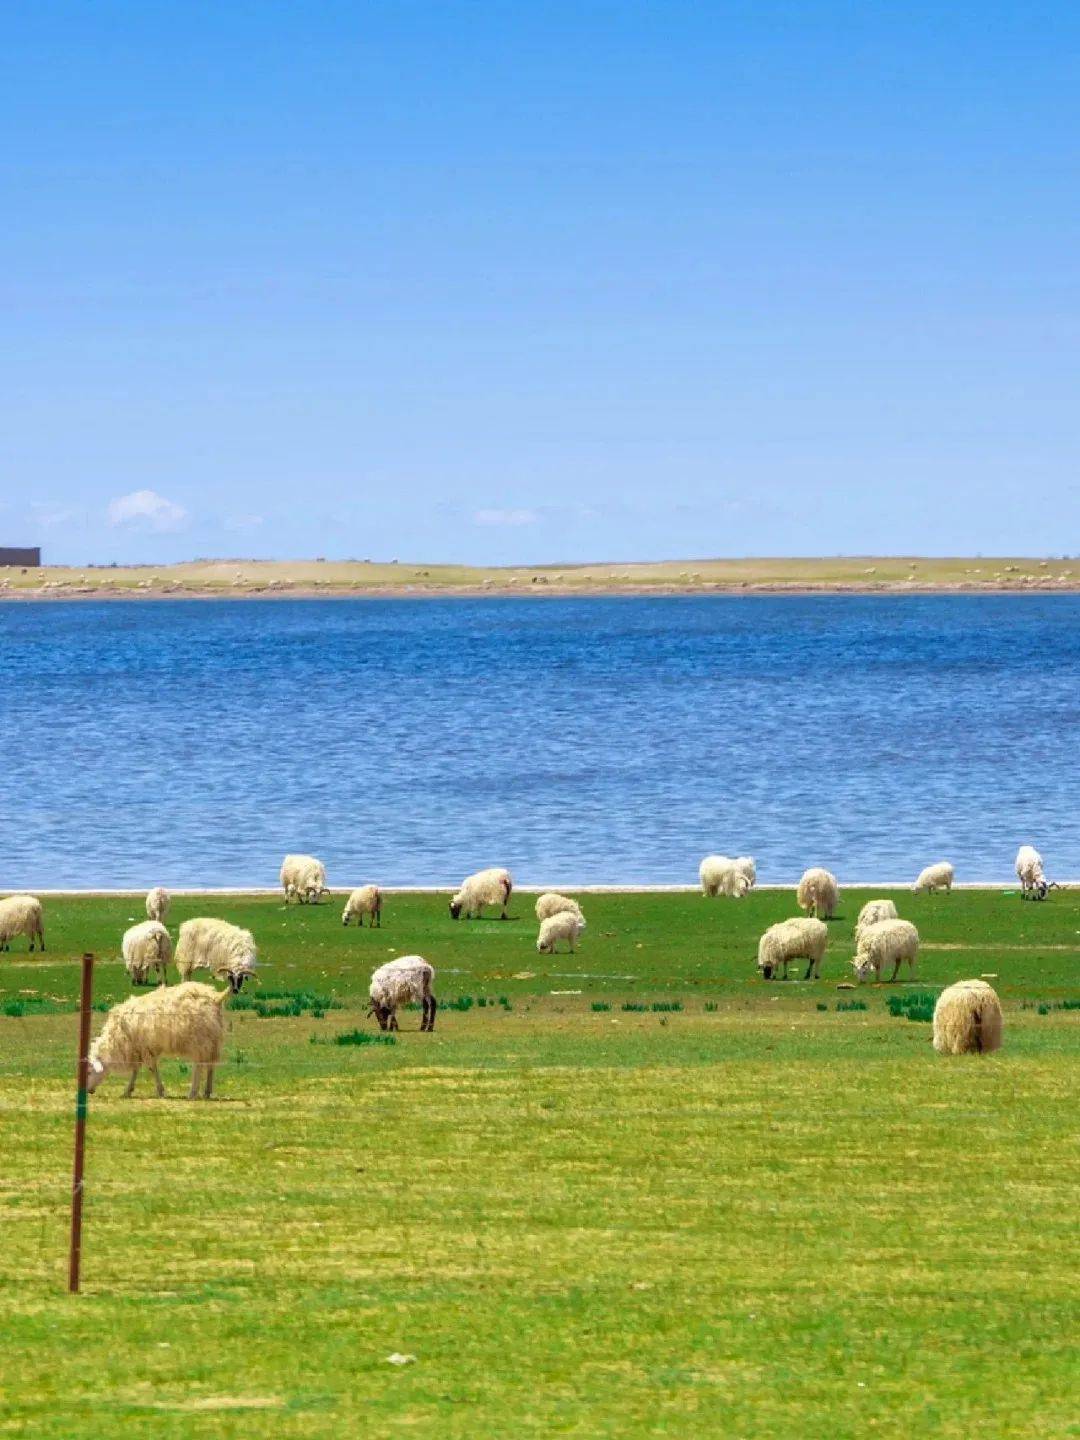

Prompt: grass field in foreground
[0,889,1077,1438]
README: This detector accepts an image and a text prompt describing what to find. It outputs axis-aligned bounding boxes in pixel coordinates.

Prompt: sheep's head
[536,936,552,953]
[86,1047,107,1094]
[448,897,463,920]
[368,1000,391,1031]
[341,907,351,926]
[852,954,875,982]
[757,958,775,980]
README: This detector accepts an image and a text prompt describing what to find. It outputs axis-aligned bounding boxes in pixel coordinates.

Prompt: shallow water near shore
[2,595,1078,888]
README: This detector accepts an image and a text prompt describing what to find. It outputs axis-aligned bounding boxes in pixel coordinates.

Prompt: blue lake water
[2,596,1078,889]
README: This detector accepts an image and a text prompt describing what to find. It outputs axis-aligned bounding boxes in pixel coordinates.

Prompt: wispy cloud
[107,489,188,533]
[473,508,540,528]
[31,503,83,530]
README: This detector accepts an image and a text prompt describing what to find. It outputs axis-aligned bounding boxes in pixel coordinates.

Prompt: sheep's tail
[501,876,512,902]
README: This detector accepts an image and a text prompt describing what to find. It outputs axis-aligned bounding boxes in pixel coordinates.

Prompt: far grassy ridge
[4,554,1080,598]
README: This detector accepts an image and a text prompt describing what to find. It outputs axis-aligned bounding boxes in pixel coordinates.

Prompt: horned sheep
[342,884,382,927]
[534,892,584,923]
[756,917,828,981]
[449,867,513,920]
[536,910,587,954]
[913,862,954,894]
[122,920,173,986]
[0,895,45,953]
[87,979,246,1100]
[175,917,258,984]
[854,898,899,945]
[932,979,1004,1055]
[369,955,436,1032]
[145,886,170,923]
[852,918,919,983]
[279,853,330,905]
[699,856,750,899]
[796,867,839,919]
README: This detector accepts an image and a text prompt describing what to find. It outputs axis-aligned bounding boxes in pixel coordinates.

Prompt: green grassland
[0,888,1077,1438]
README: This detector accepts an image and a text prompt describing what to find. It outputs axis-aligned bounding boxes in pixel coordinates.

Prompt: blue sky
[2,2,1078,564]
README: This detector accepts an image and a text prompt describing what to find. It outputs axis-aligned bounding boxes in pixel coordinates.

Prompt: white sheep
[449,867,513,920]
[852,918,919,983]
[854,898,899,945]
[122,920,173,986]
[932,979,1003,1055]
[87,980,244,1099]
[756,917,828,981]
[913,862,954,894]
[369,955,436,1032]
[699,856,750,899]
[279,853,329,904]
[1015,845,1047,900]
[175,917,258,983]
[342,884,382,927]
[145,886,170,923]
[536,910,587,954]
[735,856,757,888]
[796,868,839,919]
[0,895,45,952]
[534,892,584,922]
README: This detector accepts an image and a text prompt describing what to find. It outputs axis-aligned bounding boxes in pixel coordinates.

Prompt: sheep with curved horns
[0,895,45,953]
[342,885,382,928]
[87,979,245,1099]
[854,898,898,945]
[796,868,839,919]
[449,867,513,920]
[756,917,828,981]
[145,887,170,923]
[699,856,750,899]
[1015,845,1048,900]
[122,920,173,986]
[534,892,584,923]
[369,955,436,1032]
[852,918,919,983]
[175,918,258,984]
[932,979,1003,1055]
[279,854,330,905]
[536,910,587,954]
[913,862,954,895]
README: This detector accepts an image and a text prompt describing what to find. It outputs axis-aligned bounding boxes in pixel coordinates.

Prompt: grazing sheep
[342,884,382,927]
[735,856,757,888]
[449,867,513,920]
[854,898,899,945]
[852,918,919,983]
[0,895,45,953]
[534,892,584,923]
[913,862,955,895]
[932,979,1004,1055]
[1015,845,1047,900]
[369,955,436,1032]
[536,910,587,954]
[175,918,258,984]
[87,980,245,1100]
[756,917,828,981]
[122,920,173,986]
[699,856,750,899]
[145,886,170,923]
[279,853,329,904]
[796,868,840,919]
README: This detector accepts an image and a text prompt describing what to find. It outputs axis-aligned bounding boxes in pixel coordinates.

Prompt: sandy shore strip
[21,882,1060,896]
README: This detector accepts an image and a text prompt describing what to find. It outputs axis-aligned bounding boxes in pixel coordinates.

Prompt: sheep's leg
[122,1068,138,1098]
[149,1063,165,1098]
[804,957,814,981]
[389,1012,399,1032]
[888,959,900,982]
[203,1067,214,1100]
[426,996,437,1032]
[187,1065,201,1100]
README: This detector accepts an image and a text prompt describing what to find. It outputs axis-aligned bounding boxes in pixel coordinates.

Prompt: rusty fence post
[68,952,94,1293]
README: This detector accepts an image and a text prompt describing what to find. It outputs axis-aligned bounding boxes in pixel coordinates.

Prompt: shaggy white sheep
[449,867,513,920]
[756,917,828,981]
[122,920,173,986]
[145,886,170,923]
[279,854,329,904]
[369,955,436,1032]
[796,868,839,919]
[0,895,45,952]
[534,892,584,922]
[1015,845,1047,900]
[699,856,750,899]
[932,979,1003,1055]
[536,910,587,954]
[913,862,955,894]
[735,856,757,888]
[852,918,919,983]
[342,884,382,928]
[854,898,899,945]
[87,980,242,1099]
[174,918,258,984]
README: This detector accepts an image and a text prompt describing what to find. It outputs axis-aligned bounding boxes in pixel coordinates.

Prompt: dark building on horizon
[0,547,41,567]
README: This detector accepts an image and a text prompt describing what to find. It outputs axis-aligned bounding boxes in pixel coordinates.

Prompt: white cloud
[107,489,188,533]
[31,503,82,529]
[473,508,539,528]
